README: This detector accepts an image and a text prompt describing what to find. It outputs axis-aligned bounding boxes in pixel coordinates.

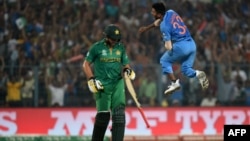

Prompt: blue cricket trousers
[160,38,197,78]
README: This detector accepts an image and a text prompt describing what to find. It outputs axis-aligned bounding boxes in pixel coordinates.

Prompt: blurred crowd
[0,0,250,108]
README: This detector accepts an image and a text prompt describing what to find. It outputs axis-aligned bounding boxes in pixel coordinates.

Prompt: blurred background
[1,0,250,108]
[0,0,249,140]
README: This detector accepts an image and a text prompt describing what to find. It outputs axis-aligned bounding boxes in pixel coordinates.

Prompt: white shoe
[164,79,181,95]
[196,70,209,89]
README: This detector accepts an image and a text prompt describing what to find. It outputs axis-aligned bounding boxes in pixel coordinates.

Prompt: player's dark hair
[152,2,166,15]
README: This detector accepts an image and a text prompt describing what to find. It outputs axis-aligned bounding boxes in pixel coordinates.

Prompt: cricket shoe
[196,70,209,89]
[164,79,181,95]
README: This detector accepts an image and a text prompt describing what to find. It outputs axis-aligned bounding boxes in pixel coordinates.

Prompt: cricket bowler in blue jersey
[139,2,209,94]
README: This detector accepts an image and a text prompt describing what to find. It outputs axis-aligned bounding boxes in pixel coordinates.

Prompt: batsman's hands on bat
[87,77,104,93]
[123,68,136,80]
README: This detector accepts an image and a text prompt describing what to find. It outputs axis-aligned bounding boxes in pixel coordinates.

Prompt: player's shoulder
[117,42,126,47]
[116,42,126,50]
[91,39,105,48]
[164,9,181,21]
[94,39,105,46]
[166,9,177,14]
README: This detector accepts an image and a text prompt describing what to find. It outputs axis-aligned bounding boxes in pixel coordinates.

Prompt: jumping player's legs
[180,39,209,89]
[160,47,182,94]
[180,39,196,78]
[160,51,176,74]
[160,40,195,75]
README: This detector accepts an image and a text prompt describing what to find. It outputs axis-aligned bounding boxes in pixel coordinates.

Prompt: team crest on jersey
[116,50,121,55]
[102,50,107,56]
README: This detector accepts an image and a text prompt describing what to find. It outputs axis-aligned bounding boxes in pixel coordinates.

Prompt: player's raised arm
[138,23,155,34]
[138,19,161,34]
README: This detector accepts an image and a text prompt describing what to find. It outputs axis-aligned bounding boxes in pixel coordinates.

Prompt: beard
[106,39,116,47]
[154,14,161,20]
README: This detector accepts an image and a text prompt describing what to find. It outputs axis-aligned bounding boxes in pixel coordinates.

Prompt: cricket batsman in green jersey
[82,24,135,141]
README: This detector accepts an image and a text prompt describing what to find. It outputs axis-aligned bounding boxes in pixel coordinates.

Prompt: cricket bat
[124,73,150,128]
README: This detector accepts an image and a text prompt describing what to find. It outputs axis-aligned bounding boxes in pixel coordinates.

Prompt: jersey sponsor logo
[100,58,121,62]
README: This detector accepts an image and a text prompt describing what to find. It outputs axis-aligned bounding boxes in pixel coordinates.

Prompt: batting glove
[123,68,136,80]
[87,77,104,93]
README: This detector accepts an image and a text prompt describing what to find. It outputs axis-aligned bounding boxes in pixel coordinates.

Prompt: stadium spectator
[138,73,157,106]
[6,75,23,107]
[21,70,34,107]
[46,77,68,107]
[0,0,250,107]
[0,70,8,107]
[200,93,217,107]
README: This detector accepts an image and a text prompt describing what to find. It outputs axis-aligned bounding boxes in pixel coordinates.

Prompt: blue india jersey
[160,9,191,43]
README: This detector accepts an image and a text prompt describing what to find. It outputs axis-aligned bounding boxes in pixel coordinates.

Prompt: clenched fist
[123,68,136,80]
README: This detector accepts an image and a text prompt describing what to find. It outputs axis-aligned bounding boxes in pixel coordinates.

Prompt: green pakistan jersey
[85,39,130,85]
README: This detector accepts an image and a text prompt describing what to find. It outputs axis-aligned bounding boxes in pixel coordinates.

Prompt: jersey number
[173,15,186,35]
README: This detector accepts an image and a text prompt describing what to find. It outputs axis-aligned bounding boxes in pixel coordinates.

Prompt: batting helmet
[104,24,122,41]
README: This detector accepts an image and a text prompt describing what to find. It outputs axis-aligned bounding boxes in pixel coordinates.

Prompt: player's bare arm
[138,23,155,34]
[138,19,162,34]
[164,40,173,50]
[82,60,94,79]
[83,60,104,93]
